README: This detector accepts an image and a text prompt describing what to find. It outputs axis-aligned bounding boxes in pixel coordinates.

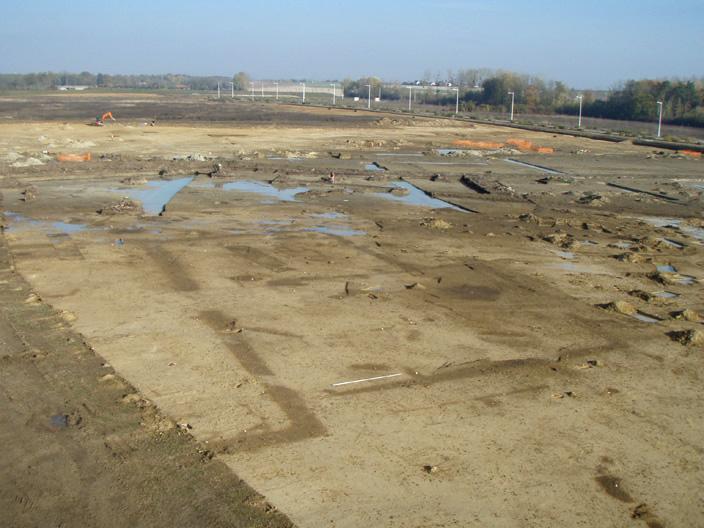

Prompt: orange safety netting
[681,150,702,158]
[505,139,534,151]
[452,138,553,153]
[57,153,91,162]
[451,139,505,150]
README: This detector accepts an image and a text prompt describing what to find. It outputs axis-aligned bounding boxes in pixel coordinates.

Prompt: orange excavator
[94,111,115,126]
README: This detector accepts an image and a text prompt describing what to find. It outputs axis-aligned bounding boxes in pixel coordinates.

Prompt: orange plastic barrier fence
[681,150,702,158]
[452,138,554,153]
[57,152,91,162]
[505,139,534,151]
[451,140,504,149]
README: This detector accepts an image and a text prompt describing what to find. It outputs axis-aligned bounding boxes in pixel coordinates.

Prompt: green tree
[232,72,250,91]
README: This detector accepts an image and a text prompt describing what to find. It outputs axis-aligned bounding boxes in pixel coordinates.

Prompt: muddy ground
[1,93,703,528]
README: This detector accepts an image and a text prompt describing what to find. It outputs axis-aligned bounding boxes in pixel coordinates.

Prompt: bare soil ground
[1,93,703,528]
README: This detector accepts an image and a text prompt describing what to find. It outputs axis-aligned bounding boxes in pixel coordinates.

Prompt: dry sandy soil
[1,93,703,528]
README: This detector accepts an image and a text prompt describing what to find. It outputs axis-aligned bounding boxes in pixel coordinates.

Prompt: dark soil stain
[199,310,273,376]
[595,474,634,503]
[349,363,392,371]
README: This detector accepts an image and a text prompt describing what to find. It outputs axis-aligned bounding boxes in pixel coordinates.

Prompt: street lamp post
[365,84,371,109]
[508,91,515,121]
[261,81,264,98]
[330,83,336,105]
[217,81,220,99]
[301,83,306,104]
[576,95,583,128]
[229,82,234,98]
[453,87,459,115]
[407,86,413,111]
[274,82,279,100]
[656,101,663,138]
[250,82,254,100]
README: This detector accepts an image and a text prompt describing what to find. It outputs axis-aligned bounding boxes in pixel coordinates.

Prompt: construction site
[1,91,703,528]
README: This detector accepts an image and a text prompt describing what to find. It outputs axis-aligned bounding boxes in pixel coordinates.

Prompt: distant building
[56,85,92,91]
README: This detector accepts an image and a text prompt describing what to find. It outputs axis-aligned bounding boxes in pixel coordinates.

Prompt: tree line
[0,72,232,91]
[557,79,703,127]
[2,70,703,128]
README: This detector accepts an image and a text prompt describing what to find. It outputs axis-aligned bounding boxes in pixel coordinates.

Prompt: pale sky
[2,0,703,89]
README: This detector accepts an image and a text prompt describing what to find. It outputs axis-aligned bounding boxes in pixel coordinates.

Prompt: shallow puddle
[555,251,575,260]
[674,275,696,286]
[436,148,468,156]
[656,264,677,273]
[50,414,69,429]
[305,226,365,237]
[642,216,704,243]
[199,180,309,202]
[399,161,488,166]
[661,238,685,249]
[224,181,308,201]
[119,177,194,215]
[4,212,89,234]
[376,182,464,211]
[51,221,88,234]
[365,162,386,172]
[653,291,679,299]
[632,312,661,323]
[504,158,563,174]
[313,212,346,219]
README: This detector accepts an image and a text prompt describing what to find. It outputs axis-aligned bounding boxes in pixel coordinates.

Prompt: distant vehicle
[93,111,116,126]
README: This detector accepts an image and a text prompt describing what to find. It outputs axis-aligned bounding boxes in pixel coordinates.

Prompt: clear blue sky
[2,0,703,89]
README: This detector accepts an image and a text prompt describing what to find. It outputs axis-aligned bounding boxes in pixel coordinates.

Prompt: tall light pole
[274,82,279,100]
[250,82,254,100]
[407,86,413,112]
[217,81,221,99]
[228,82,234,98]
[576,95,583,128]
[261,81,264,98]
[301,82,306,104]
[508,91,515,121]
[378,85,382,101]
[330,83,336,105]
[656,101,663,138]
[453,87,459,115]
[364,84,371,109]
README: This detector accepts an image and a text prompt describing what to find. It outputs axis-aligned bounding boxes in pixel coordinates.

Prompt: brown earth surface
[1,94,703,528]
